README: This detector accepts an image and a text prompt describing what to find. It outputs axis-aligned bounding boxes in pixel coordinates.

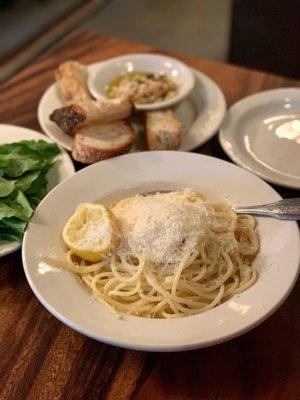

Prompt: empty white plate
[0,124,75,257]
[22,152,299,351]
[219,88,300,189]
[38,64,226,152]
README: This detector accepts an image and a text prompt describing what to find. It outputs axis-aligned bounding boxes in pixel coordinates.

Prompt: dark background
[0,0,299,82]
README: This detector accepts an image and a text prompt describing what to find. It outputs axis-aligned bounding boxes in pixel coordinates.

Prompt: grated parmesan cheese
[73,219,110,248]
[111,189,208,270]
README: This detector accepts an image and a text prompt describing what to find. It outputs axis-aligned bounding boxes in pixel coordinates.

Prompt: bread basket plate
[38,63,226,152]
[0,124,75,257]
[22,151,299,351]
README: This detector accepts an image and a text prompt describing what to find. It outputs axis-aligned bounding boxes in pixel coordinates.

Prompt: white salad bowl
[87,53,195,110]
[0,124,74,257]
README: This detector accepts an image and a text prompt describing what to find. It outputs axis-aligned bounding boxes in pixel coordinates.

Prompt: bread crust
[49,104,86,136]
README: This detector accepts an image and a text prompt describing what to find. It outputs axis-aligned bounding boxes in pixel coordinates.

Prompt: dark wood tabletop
[0,30,299,400]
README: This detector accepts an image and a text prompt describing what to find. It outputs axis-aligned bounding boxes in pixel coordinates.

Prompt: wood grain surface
[0,30,299,400]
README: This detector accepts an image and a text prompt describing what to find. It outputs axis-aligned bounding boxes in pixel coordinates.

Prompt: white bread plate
[38,57,226,152]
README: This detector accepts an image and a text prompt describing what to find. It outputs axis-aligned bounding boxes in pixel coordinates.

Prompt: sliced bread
[72,121,135,164]
[146,109,181,150]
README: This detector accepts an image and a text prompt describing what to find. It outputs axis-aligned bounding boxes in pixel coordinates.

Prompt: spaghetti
[46,189,259,318]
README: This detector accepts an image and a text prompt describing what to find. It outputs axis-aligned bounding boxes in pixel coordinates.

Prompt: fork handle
[235,198,300,220]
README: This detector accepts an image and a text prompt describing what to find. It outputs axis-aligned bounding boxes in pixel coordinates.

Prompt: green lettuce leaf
[0,227,22,242]
[16,170,41,192]
[0,191,33,221]
[0,140,60,243]
[0,217,27,234]
[0,153,40,177]
[0,176,16,197]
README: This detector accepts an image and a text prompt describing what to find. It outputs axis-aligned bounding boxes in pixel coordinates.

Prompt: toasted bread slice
[146,109,181,150]
[72,121,135,164]
[55,61,92,104]
[50,98,133,136]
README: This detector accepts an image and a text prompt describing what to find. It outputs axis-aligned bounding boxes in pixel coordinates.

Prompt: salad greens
[0,140,60,242]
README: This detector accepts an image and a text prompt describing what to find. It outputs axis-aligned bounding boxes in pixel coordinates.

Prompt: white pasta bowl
[87,53,195,110]
[22,152,300,352]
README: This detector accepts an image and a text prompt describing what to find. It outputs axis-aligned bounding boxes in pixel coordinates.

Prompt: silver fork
[235,198,300,220]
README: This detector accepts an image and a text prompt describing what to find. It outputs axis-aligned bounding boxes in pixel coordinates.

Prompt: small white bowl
[87,53,195,110]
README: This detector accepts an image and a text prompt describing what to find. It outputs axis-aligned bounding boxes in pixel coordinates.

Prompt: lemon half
[62,203,119,262]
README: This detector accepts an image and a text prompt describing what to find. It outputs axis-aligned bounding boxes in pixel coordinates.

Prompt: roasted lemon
[62,203,119,262]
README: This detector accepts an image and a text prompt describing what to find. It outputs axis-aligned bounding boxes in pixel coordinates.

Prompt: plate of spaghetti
[22,152,300,351]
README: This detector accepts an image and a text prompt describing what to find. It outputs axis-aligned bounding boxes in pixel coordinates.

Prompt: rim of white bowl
[87,53,195,110]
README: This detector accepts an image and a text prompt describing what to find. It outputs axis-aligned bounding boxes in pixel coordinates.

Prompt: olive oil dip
[106,71,177,104]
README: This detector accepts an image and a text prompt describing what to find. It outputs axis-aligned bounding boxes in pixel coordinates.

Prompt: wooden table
[0,30,299,400]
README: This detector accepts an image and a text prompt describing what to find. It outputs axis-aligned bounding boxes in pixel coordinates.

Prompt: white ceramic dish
[88,54,195,110]
[0,124,75,257]
[22,151,299,352]
[38,65,226,152]
[219,88,300,189]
